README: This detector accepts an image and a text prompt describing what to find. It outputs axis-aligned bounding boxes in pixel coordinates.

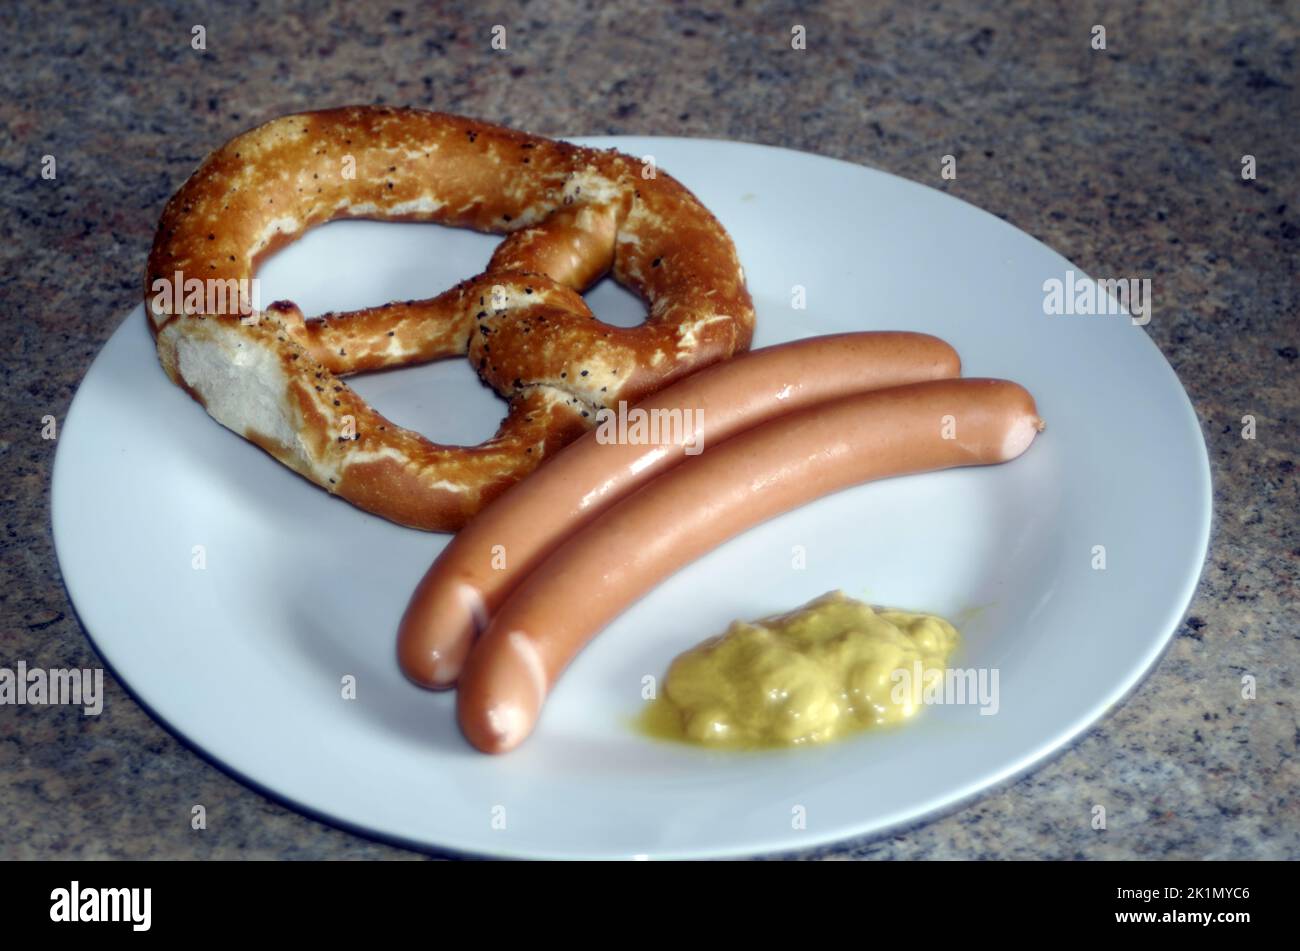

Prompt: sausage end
[397,580,486,687]
[457,629,549,753]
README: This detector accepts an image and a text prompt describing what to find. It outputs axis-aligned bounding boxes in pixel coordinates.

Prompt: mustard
[639,591,959,749]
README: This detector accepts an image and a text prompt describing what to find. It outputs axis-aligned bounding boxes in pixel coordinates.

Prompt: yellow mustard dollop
[639,591,959,749]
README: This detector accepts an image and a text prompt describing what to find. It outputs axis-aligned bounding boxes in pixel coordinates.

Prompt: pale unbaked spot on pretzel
[173,323,330,476]
[380,334,413,359]
[251,216,303,255]
[675,313,735,353]
[387,197,446,216]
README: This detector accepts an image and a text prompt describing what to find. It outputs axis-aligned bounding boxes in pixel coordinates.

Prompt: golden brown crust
[145,106,755,531]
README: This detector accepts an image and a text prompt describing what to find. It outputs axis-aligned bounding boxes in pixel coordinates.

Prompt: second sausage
[456,377,1044,753]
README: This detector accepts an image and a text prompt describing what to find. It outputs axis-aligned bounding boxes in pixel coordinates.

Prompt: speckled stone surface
[1,0,1296,860]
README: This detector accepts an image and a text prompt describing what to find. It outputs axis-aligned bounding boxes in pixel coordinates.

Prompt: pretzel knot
[145,106,755,531]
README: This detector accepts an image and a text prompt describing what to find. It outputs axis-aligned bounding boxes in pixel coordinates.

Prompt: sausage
[397,332,961,688]
[455,378,1043,753]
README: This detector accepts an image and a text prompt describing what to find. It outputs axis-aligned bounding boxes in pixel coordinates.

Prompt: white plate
[52,137,1210,859]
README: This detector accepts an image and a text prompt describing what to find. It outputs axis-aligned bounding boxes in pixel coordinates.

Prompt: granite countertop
[1,0,1295,859]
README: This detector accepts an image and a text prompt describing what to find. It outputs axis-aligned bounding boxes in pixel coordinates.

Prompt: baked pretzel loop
[145,106,755,531]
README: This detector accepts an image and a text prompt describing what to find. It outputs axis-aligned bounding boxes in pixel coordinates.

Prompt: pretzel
[145,106,755,531]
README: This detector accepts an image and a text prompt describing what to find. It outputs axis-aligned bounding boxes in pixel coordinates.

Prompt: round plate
[52,137,1210,859]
